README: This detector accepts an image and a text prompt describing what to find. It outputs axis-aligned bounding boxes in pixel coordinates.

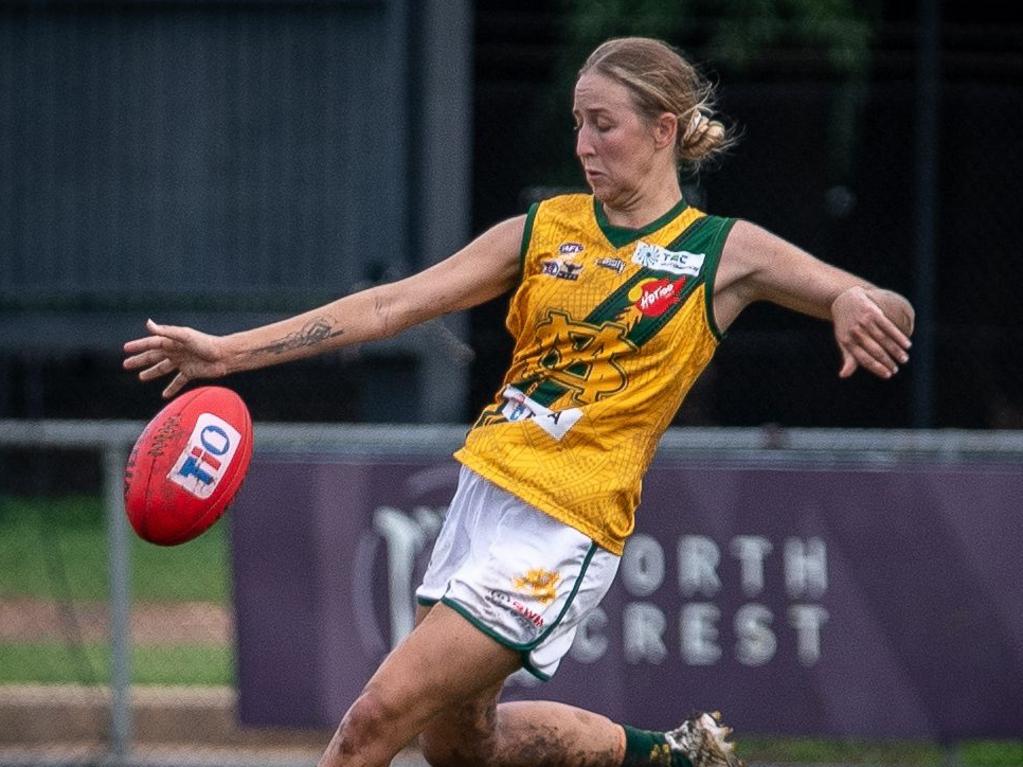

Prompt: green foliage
[0,494,104,526]
[554,0,879,189]
[706,0,873,75]
[132,523,231,604]
[561,0,876,76]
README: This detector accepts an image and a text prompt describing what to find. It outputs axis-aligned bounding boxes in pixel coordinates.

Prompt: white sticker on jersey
[632,241,705,276]
[502,386,583,441]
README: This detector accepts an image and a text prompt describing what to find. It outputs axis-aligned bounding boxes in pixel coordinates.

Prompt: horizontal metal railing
[3,419,1023,457]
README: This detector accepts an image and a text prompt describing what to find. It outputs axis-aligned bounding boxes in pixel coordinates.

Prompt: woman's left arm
[714,220,915,379]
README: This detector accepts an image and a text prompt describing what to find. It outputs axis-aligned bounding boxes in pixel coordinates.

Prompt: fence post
[103,446,133,762]
[912,0,941,427]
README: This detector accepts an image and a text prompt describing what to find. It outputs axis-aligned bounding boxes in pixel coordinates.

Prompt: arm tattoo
[249,317,345,357]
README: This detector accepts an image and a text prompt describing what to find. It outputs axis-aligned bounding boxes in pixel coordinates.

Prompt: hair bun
[680,108,727,164]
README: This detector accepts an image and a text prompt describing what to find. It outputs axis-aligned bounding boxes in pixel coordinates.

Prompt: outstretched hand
[123,319,230,399]
[832,287,914,379]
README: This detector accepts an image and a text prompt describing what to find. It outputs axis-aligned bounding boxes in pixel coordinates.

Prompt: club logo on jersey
[630,277,687,318]
[167,413,242,499]
[596,257,625,274]
[513,568,561,606]
[632,241,705,276]
[541,259,583,281]
[558,242,585,255]
[532,311,635,404]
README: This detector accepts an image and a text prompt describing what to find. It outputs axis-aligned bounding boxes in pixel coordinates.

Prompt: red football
[124,386,253,546]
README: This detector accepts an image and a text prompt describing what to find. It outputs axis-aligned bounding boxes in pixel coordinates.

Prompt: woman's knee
[334,688,408,755]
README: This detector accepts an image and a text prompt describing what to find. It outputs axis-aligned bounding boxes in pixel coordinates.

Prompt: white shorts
[416,466,620,680]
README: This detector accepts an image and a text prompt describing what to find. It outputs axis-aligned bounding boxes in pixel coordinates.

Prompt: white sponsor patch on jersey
[501,385,582,441]
[632,241,706,276]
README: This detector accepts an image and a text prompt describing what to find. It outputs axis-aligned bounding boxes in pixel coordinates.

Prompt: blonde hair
[579,37,734,169]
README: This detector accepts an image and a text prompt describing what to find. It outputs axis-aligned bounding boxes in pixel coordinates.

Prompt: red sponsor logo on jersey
[633,277,686,317]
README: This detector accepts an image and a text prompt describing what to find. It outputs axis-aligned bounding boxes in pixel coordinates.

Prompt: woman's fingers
[138,358,178,382]
[123,349,167,371]
[866,322,911,367]
[124,320,223,395]
[162,372,189,399]
[123,321,195,383]
[845,339,895,379]
[833,289,914,380]
[838,347,859,379]
[868,311,912,356]
[854,326,899,375]
[146,318,193,344]
[123,330,184,358]
[123,335,165,355]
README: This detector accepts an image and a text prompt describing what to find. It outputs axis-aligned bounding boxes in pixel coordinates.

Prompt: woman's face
[573,71,673,206]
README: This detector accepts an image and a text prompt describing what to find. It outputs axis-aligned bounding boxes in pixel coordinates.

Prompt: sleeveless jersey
[454,194,735,554]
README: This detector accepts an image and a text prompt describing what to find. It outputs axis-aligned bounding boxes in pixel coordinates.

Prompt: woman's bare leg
[316,603,521,767]
[317,603,739,767]
[410,605,739,767]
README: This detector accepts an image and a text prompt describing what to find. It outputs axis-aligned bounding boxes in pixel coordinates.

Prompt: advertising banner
[232,454,1023,739]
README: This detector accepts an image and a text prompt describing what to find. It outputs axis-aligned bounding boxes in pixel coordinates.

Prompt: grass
[741,736,943,765]
[959,741,1023,767]
[0,642,232,686]
[1,494,232,687]
[0,495,230,603]
[740,738,1023,766]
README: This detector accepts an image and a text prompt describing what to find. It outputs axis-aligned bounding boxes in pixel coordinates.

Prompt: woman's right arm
[124,215,525,398]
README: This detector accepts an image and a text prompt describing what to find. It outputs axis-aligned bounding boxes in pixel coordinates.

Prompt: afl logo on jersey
[558,242,585,255]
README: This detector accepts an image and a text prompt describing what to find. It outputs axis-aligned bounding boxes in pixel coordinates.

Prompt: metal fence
[2,420,1022,765]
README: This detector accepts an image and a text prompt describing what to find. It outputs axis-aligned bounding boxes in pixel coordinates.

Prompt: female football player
[125,37,913,767]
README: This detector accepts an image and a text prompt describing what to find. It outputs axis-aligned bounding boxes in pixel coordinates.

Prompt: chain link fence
[0,439,271,765]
